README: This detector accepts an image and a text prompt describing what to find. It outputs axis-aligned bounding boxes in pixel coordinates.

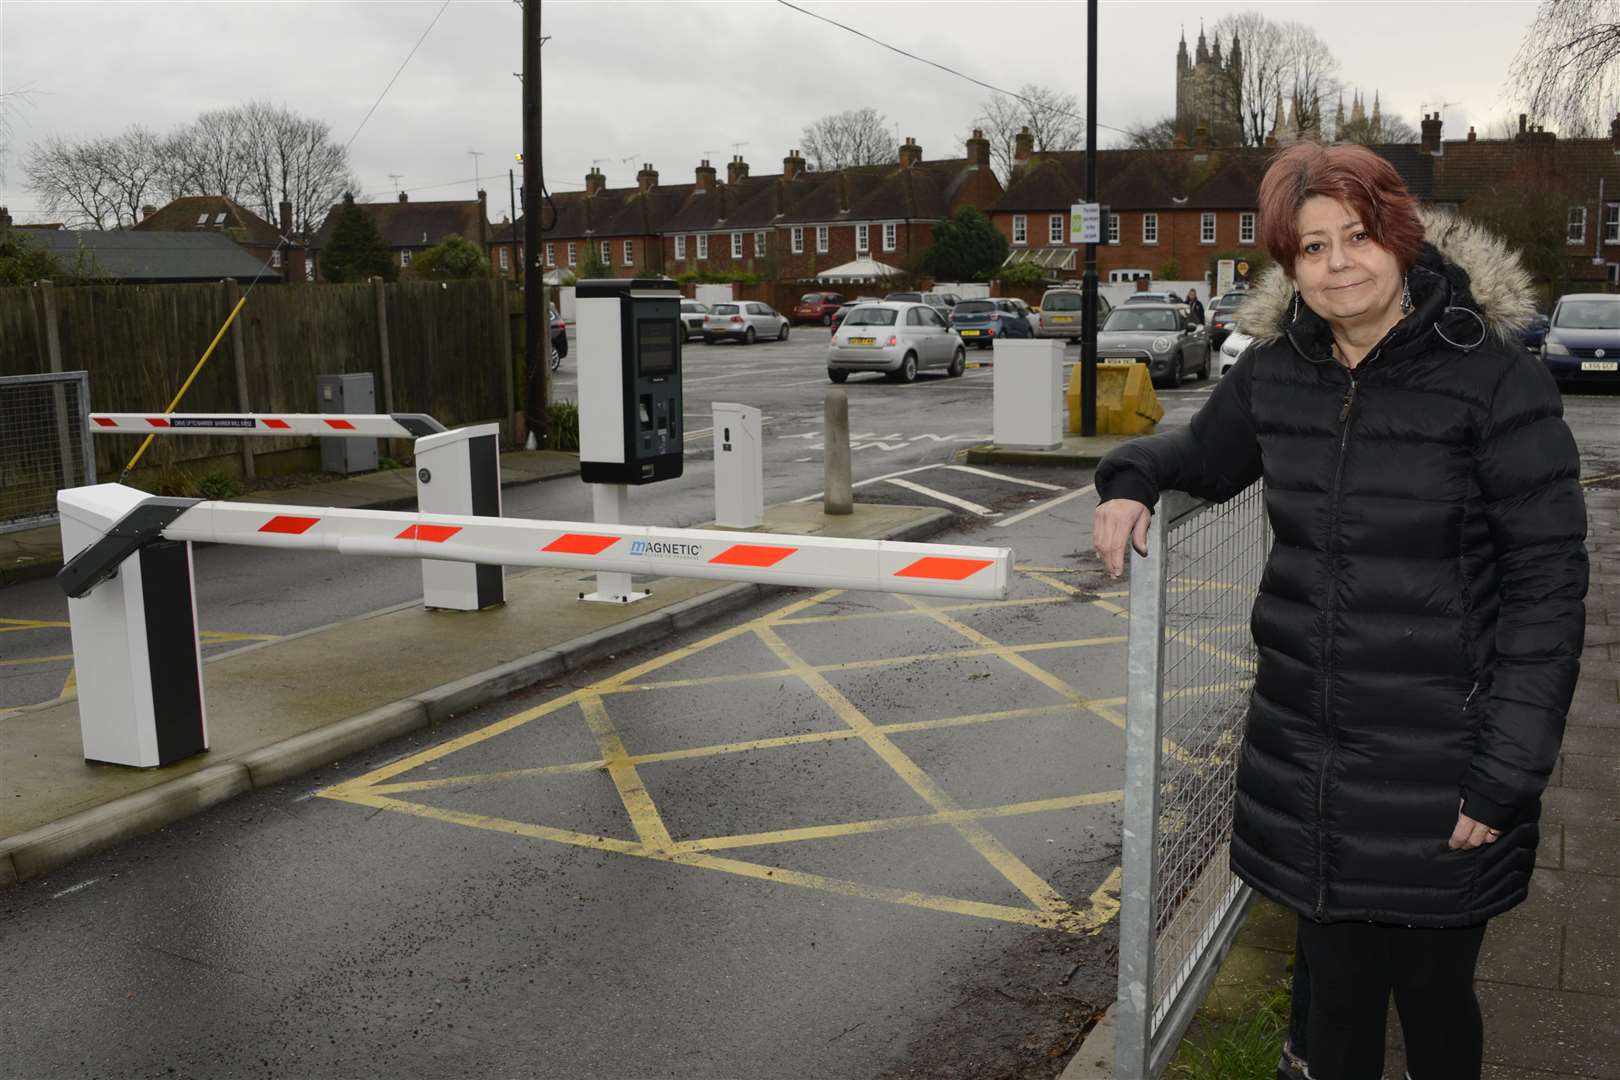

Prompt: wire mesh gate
[1115,483,1270,1079]
[0,372,96,534]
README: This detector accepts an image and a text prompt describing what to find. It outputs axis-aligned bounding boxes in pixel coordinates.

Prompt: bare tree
[1214,11,1289,146]
[161,106,254,207]
[800,107,897,171]
[25,128,164,229]
[1283,22,1341,137]
[1510,1,1620,136]
[967,85,1086,181]
[1124,115,1180,151]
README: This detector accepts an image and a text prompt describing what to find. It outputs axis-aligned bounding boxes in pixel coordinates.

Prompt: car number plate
[1581,360,1618,371]
[849,336,876,346]
[1050,315,1073,323]
[959,329,980,336]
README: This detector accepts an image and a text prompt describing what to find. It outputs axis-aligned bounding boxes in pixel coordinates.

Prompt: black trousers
[1287,916,1488,1080]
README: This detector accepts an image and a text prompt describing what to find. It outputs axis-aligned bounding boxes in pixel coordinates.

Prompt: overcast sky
[0,0,1543,225]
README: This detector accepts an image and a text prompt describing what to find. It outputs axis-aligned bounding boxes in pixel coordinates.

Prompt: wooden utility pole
[522,0,546,445]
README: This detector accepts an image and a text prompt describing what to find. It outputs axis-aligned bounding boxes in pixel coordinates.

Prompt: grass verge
[1166,981,1290,1080]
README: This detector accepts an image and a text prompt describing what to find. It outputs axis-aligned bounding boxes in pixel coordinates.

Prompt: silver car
[1034,287,1113,341]
[703,301,790,345]
[680,300,710,341]
[1096,303,1210,387]
[827,301,966,383]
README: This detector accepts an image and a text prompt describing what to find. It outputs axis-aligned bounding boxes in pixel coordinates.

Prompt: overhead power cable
[773,0,1132,137]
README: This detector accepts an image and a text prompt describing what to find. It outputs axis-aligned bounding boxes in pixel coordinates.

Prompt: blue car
[1542,294,1620,387]
[1518,312,1549,354]
[947,298,1034,349]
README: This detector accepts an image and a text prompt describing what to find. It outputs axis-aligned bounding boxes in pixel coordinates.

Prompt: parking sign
[1070,202,1101,244]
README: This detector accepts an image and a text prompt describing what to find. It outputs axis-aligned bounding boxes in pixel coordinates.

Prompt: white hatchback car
[827,301,966,383]
[703,301,789,345]
[1219,330,1254,376]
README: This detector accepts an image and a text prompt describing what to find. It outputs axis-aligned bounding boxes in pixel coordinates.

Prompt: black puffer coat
[1096,212,1588,927]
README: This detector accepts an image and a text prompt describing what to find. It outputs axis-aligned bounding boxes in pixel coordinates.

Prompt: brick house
[308,191,491,281]
[535,165,687,280]
[131,195,305,282]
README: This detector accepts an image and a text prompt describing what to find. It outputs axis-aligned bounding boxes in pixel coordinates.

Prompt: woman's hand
[1449,798,1502,850]
[1093,499,1153,578]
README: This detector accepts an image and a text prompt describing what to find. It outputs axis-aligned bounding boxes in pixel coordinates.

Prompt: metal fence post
[1116,496,1171,1080]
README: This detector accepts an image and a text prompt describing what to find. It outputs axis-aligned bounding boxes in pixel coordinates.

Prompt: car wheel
[778,321,789,342]
[948,348,965,377]
[1166,356,1183,389]
[821,313,832,326]
[1196,351,1210,380]
[829,369,848,384]
[898,352,918,383]
[745,327,756,345]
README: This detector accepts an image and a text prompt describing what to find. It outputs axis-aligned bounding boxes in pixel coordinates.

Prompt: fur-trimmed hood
[1233,207,1537,346]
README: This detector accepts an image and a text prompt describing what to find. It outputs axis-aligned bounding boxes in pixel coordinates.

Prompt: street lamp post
[1081,0,1099,438]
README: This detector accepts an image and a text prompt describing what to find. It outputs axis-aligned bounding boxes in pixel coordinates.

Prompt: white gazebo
[815,257,903,284]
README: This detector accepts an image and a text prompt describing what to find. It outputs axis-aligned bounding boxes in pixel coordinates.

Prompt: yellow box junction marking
[322,564,1248,935]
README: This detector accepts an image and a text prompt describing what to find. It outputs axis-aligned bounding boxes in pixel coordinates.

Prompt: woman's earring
[1292,291,1300,323]
[1400,278,1414,316]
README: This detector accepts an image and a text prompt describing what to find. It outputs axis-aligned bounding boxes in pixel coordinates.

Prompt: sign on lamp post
[1071,202,1102,245]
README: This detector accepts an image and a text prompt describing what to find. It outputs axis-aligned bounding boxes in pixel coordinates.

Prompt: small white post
[711,402,763,529]
[992,338,1064,450]
[580,483,648,603]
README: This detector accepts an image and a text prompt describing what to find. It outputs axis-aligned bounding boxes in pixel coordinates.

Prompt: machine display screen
[637,320,677,375]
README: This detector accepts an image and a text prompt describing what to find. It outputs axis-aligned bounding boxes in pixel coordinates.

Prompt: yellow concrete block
[1067,361,1164,435]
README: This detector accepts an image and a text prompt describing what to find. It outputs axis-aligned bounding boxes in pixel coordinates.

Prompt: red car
[791,291,846,326]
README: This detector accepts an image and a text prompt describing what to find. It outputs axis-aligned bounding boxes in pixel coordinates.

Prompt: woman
[1183,286,1206,327]
[1092,142,1588,1080]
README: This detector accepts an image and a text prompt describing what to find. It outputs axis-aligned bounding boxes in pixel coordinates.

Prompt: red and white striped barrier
[89,413,446,438]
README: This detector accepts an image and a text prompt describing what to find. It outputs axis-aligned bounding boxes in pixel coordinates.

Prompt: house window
[600,241,611,264]
[1049,214,1064,244]
[1200,213,1216,244]
[566,241,576,266]
[1012,214,1027,245]
[1108,269,1152,283]
[675,235,686,260]
[545,242,554,266]
[1610,262,1620,285]
[1569,207,1587,244]
[271,249,282,269]
[697,234,709,259]
[499,248,510,271]
[791,226,804,254]
[1606,203,1619,243]
[1107,214,1120,244]
[305,258,315,282]
[623,240,634,266]
[883,223,897,251]
[755,230,767,255]
[1239,212,1255,244]
[1143,213,1159,244]
[400,250,412,268]
[731,232,743,258]
[856,224,869,253]
[816,225,829,253]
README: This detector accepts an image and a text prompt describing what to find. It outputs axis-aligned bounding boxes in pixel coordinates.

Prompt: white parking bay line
[790,463,944,504]
[944,464,1065,491]
[884,477,999,517]
[994,483,1097,528]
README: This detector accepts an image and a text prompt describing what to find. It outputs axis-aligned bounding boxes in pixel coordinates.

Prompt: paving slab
[961,433,1136,469]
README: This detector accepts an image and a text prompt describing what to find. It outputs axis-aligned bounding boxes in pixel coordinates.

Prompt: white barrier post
[992,339,1064,450]
[712,402,763,529]
[413,423,504,610]
[582,484,647,604]
[57,485,207,767]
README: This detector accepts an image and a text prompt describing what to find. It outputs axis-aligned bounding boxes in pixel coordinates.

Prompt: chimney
[0,206,10,229]
[838,171,850,213]
[585,167,606,197]
[1518,113,1528,139]
[898,136,922,168]
[1420,112,1443,155]
[1013,126,1034,164]
[637,162,659,194]
[141,204,157,221]
[727,155,749,185]
[278,199,292,235]
[1193,124,1210,151]
[1611,114,1620,152]
[398,190,409,203]
[1467,127,1477,143]
[966,128,991,168]
[695,159,717,193]
[782,149,806,180]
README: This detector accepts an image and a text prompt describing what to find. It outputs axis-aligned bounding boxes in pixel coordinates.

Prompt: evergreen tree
[321,193,393,282]
[923,207,1009,282]
[412,234,491,279]
[0,226,59,286]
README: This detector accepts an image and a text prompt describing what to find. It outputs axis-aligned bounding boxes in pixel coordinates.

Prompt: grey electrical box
[317,373,378,474]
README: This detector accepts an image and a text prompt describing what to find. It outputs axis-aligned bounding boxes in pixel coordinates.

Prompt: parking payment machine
[577,278,684,485]
[576,278,685,603]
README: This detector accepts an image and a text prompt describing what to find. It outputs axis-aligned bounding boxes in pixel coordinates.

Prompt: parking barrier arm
[89,413,448,438]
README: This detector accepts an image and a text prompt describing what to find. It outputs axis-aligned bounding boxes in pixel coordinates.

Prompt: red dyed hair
[1256,141,1425,275]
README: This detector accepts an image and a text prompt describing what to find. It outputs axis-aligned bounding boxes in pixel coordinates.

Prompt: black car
[948,298,1035,348]
[549,306,567,360]
[1207,292,1247,349]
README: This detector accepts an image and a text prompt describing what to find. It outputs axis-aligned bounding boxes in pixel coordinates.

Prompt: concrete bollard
[824,389,852,515]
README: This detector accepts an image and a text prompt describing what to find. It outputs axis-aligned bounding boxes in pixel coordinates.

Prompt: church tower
[1174,20,1244,146]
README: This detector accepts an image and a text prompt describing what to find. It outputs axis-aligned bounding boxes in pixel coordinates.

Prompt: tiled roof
[131,195,283,248]
[994,149,1276,212]
[311,198,487,250]
[27,230,281,282]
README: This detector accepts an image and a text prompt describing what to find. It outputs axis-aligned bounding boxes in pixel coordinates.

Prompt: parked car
[791,291,846,325]
[1541,293,1620,386]
[830,296,882,333]
[884,291,950,314]
[828,301,966,383]
[1033,287,1113,341]
[949,298,1034,348]
[1218,330,1254,376]
[704,301,790,345]
[1519,312,1550,354]
[1206,291,1247,348]
[549,306,567,368]
[938,292,961,308]
[1122,291,1184,305]
[1096,303,1210,387]
[680,300,710,341]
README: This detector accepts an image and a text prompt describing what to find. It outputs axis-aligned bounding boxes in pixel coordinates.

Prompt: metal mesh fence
[0,372,96,534]
[1116,483,1270,1079]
